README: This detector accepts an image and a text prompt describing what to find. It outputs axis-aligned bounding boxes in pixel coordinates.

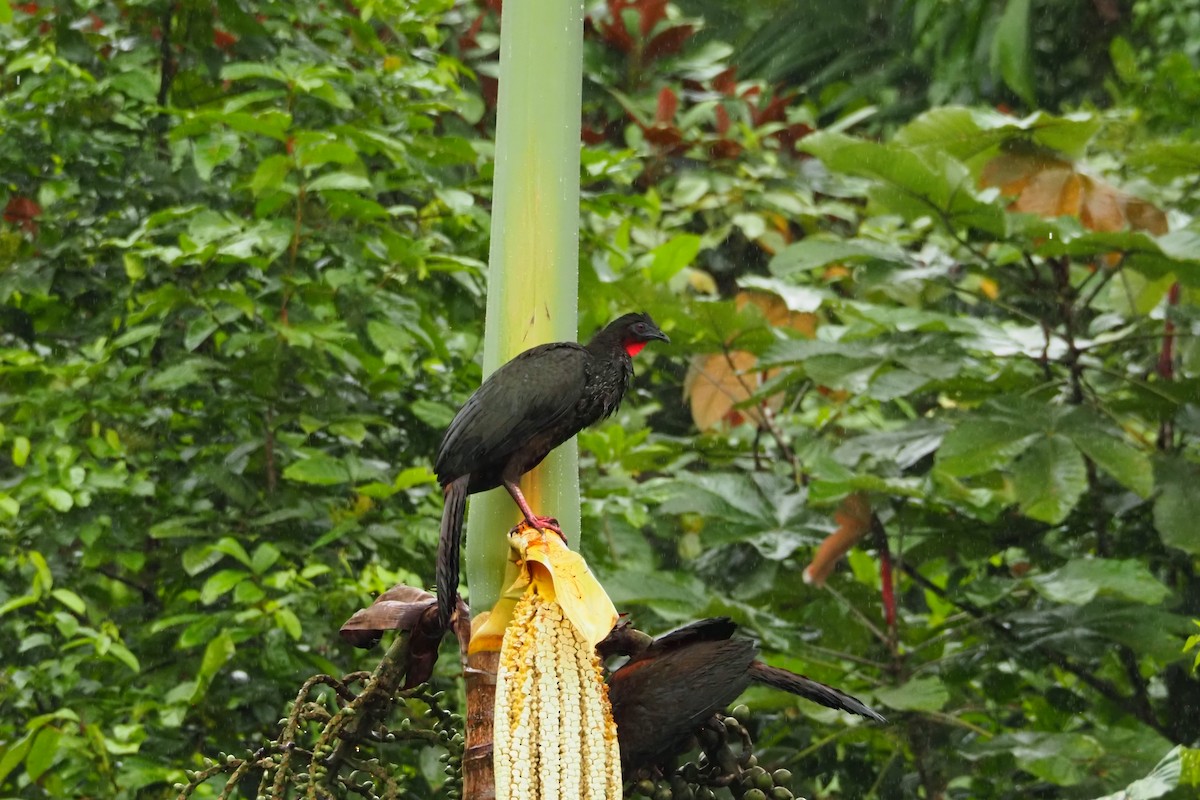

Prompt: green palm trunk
[464,0,586,617]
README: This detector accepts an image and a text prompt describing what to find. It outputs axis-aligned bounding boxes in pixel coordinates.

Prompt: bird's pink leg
[503,480,563,536]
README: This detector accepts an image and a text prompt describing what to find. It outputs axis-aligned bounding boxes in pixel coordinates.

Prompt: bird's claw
[530,515,562,535]
[508,516,567,544]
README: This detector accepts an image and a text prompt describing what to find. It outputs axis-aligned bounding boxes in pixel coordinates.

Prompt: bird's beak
[649,329,670,344]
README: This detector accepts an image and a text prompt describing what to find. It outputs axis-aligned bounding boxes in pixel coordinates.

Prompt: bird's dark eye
[633,322,647,333]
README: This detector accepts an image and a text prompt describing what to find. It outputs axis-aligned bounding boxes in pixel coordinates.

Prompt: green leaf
[112,323,162,349]
[770,237,909,276]
[183,316,218,353]
[221,63,287,83]
[234,580,265,604]
[192,130,240,182]
[297,141,358,169]
[977,732,1103,786]
[24,725,60,782]
[1066,432,1153,498]
[1012,435,1087,524]
[1154,457,1200,554]
[1031,559,1170,606]
[1057,408,1153,497]
[991,0,1035,106]
[1093,745,1183,800]
[107,641,141,672]
[191,632,236,701]
[283,454,351,486]
[212,537,253,567]
[11,435,30,467]
[1109,36,1140,85]
[895,106,1102,162]
[936,419,1039,477]
[250,542,281,575]
[801,131,1007,235]
[647,234,702,282]
[50,588,87,615]
[43,487,74,512]
[874,677,948,712]
[0,494,18,518]
[306,172,372,192]
[0,0,12,24]
[1184,747,1200,786]
[145,359,217,391]
[0,731,33,786]
[329,420,367,443]
[411,399,457,430]
[213,110,292,142]
[199,569,247,604]
[250,154,292,196]
[275,608,303,640]
[393,466,437,491]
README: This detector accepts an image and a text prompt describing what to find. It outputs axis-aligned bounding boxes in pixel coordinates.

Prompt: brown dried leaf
[684,351,781,431]
[683,290,817,431]
[736,289,818,336]
[981,151,1168,234]
[340,584,436,648]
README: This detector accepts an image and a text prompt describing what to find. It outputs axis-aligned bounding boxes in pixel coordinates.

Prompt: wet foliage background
[2,0,1200,797]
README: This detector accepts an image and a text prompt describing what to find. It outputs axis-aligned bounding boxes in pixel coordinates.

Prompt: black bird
[434,312,669,629]
[604,617,886,772]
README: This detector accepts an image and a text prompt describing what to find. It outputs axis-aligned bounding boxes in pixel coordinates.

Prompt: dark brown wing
[642,617,737,658]
[435,342,590,485]
[610,638,756,770]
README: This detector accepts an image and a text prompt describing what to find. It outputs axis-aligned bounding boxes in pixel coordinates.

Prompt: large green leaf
[974,732,1104,786]
[1093,745,1184,800]
[192,130,240,182]
[896,106,1103,162]
[1031,558,1170,606]
[1153,456,1200,554]
[801,131,1008,236]
[936,418,1040,477]
[769,238,910,276]
[1058,408,1153,497]
[282,454,351,486]
[874,677,949,712]
[1012,435,1088,524]
[990,0,1035,106]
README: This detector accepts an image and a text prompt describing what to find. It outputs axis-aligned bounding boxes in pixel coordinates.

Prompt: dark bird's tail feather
[748,662,887,723]
[436,477,469,632]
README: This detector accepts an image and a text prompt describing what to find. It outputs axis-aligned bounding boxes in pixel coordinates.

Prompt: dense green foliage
[2,0,1200,799]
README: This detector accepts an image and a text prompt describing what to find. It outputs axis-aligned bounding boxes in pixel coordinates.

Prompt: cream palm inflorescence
[482,524,621,800]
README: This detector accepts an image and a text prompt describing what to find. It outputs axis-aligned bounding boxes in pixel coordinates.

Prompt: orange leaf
[803,492,872,586]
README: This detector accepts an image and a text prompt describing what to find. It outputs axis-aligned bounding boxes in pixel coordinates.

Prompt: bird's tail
[748,662,887,723]
[436,477,469,632]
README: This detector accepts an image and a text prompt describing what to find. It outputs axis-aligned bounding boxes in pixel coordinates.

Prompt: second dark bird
[433,312,669,630]
[603,617,886,772]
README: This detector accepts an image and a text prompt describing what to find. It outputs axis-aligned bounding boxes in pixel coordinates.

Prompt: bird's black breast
[435,342,630,492]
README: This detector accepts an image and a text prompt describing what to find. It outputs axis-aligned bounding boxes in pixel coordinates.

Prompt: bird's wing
[435,342,589,482]
[642,617,738,659]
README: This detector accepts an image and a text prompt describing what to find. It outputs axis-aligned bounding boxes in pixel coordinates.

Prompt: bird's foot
[528,515,561,535]
[509,516,566,543]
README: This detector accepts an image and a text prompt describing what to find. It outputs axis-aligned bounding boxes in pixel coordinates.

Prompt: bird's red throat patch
[624,341,646,357]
